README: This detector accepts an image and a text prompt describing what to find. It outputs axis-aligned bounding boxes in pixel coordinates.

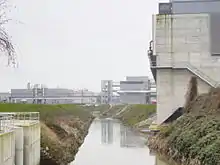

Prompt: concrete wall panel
[156,69,210,124]
[23,123,40,165]
[154,13,220,123]
[120,93,147,104]
[14,127,24,165]
[154,13,220,82]
[156,69,173,124]
[0,131,15,165]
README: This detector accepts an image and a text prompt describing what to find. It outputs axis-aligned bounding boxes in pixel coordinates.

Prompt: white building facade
[100,77,156,105]
[118,76,153,104]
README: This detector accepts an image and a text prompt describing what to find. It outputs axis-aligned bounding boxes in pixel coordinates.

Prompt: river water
[71,118,169,165]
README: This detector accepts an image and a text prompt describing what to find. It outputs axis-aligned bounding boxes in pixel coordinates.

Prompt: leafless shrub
[184,76,198,113]
[0,0,16,66]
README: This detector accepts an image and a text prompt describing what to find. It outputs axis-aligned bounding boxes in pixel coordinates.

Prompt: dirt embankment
[40,115,93,165]
[148,87,220,165]
[0,104,95,165]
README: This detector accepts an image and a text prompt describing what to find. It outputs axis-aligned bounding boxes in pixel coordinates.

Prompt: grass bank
[101,104,125,117]
[117,104,156,126]
[148,88,220,165]
[0,104,92,121]
[0,103,95,165]
[102,104,156,127]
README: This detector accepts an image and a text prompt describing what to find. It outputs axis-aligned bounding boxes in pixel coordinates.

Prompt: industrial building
[118,76,156,104]
[148,0,220,124]
[10,83,98,104]
[100,80,120,104]
[100,76,156,104]
[0,92,11,102]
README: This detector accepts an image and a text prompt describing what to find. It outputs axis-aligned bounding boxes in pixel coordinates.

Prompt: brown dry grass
[184,76,198,113]
[41,115,93,165]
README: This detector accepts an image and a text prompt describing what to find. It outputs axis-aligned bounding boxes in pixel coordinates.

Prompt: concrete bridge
[0,112,40,165]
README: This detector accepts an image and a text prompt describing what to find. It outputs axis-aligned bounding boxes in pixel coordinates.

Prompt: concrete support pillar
[14,126,24,165]
[0,131,15,165]
[23,123,40,165]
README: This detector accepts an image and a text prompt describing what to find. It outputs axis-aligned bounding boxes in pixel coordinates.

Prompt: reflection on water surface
[72,118,170,165]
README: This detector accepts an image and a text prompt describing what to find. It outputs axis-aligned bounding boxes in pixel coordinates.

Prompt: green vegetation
[0,103,92,121]
[118,104,156,126]
[149,87,220,165]
[156,115,220,165]
[0,103,96,165]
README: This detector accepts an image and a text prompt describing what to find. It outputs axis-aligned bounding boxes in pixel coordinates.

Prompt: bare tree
[0,0,16,66]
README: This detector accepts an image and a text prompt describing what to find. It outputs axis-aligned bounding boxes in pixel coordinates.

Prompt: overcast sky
[0,0,165,92]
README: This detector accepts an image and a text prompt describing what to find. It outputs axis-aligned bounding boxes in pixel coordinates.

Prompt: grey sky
[0,0,165,92]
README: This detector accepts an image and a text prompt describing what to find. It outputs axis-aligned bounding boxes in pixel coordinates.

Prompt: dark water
[71,118,169,165]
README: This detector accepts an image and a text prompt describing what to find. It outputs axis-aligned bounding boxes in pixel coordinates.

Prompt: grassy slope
[101,104,125,117]
[150,88,220,165]
[0,103,92,121]
[0,103,96,164]
[118,104,156,126]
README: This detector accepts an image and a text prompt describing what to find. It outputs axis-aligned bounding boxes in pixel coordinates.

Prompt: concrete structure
[0,131,15,165]
[0,92,11,103]
[118,76,155,104]
[11,83,98,104]
[159,0,220,15]
[149,3,220,123]
[0,112,40,165]
[100,77,156,104]
[100,80,120,104]
[172,0,220,14]
[0,114,15,165]
[14,126,23,165]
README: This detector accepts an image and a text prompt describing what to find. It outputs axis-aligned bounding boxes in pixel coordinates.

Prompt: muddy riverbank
[40,115,94,165]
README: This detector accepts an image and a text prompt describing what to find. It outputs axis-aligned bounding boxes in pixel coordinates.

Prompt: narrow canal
[71,118,169,165]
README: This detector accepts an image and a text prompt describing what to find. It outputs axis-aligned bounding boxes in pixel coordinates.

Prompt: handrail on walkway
[0,112,40,133]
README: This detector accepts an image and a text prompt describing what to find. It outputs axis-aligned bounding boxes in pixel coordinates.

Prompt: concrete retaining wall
[0,131,15,165]
[23,123,41,165]
[14,126,24,165]
[0,121,40,165]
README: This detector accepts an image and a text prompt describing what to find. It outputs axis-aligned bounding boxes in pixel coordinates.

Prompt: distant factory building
[10,83,98,104]
[100,80,120,104]
[100,76,156,105]
[0,92,11,103]
[118,76,155,104]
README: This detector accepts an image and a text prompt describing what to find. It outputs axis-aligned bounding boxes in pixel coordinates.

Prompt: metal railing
[0,112,40,133]
[14,112,40,122]
[0,114,14,133]
[150,61,157,67]
[149,60,220,88]
[186,63,219,87]
[173,62,219,88]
